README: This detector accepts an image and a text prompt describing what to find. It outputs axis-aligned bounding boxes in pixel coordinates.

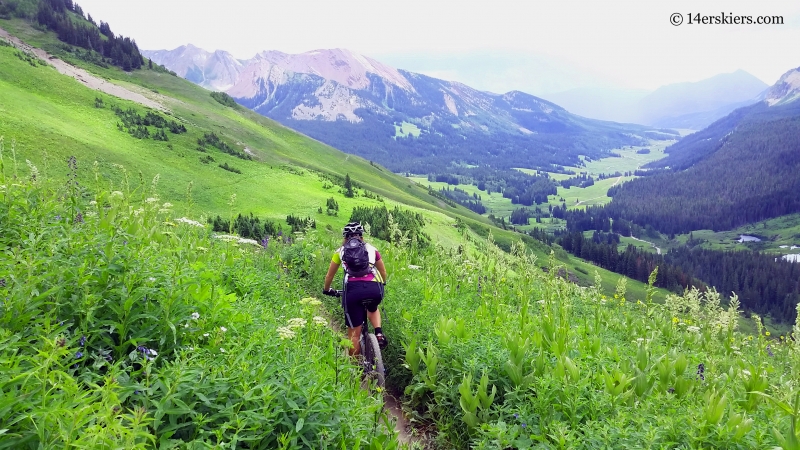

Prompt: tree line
[36,0,144,71]
[556,231,702,294]
[605,104,800,235]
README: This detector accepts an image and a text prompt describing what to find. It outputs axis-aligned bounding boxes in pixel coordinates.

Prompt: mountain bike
[324,289,385,391]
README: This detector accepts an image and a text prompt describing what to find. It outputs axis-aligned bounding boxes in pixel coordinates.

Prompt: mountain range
[544,70,769,129]
[144,45,672,175]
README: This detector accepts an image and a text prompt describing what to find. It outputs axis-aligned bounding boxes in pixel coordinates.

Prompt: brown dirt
[0,26,166,112]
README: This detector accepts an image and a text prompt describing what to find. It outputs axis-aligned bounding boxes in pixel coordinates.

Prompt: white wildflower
[184,323,189,328]
[220,348,225,353]
[203,333,210,337]
[196,246,208,252]
[148,277,156,282]
[742,369,751,378]
[287,318,307,329]
[134,208,145,216]
[313,316,327,326]
[537,300,545,305]
[162,202,173,208]
[146,197,159,203]
[408,265,422,270]
[636,338,645,343]
[176,217,205,228]
[237,237,260,246]
[687,326,701,333]
[214,234,239,241]
[89,200,98,206]
[158,208,171,214]
[300,297,322,306]
[220,326,227,333]
[277,326,296,340]
[191,312,200,320]
[111,191,124,198]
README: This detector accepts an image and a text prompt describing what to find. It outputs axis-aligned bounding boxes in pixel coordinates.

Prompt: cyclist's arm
[323,260,340,291]
[375,259,388,284]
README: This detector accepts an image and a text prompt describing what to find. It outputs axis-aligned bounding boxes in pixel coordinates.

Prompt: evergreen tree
[344,174,354,198]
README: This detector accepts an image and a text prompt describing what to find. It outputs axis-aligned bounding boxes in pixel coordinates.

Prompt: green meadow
[393,121,421,138]
[4,15,800,449]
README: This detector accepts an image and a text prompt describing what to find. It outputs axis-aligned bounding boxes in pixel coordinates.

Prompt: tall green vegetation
[305,224,800,448]
[0,161,398,448]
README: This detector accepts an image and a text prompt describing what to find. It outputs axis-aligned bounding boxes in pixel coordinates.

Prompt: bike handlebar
[323,289,343,298]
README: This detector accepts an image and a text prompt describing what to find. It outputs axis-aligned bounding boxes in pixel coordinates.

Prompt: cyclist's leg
[343,282,369,356]
[365,282,384,329]
[367,309,381,329]
[364,283,387,347]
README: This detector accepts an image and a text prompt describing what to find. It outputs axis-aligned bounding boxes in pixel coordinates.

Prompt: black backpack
[342,237,371,277]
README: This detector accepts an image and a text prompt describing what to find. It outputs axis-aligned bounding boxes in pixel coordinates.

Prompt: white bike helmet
[342,222,364,237]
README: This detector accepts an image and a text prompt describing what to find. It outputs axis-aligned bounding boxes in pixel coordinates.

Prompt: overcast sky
[76,0,800,95]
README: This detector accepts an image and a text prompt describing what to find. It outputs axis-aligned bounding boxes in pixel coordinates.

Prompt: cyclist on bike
[323,222,388,356]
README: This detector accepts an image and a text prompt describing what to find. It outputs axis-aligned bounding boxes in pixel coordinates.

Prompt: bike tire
[364,333,385,390]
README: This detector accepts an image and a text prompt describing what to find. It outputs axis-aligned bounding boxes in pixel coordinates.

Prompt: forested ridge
[0,0,165,72]
[606,105,800,235]
[567,98,800,324]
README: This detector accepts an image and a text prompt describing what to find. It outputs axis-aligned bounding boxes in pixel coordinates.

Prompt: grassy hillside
[0,17,671,303]
[3,10,800,450]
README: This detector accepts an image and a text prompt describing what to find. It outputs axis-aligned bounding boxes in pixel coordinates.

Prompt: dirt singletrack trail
[0,26,167,112]
[322,312,425,447]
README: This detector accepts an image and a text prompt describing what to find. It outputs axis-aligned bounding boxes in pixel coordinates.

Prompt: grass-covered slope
[0,20,670,303]
[3,6,800,450]
[0,180,397,448]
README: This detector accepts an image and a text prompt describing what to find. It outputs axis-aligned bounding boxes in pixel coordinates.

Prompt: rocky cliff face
[765,66,800,106]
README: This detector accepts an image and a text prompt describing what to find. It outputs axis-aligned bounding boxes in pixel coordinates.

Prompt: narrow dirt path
[322,312,424,447]
[0,26,167,112]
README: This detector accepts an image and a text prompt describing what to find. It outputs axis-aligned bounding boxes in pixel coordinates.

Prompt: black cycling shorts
[342,281,384,328]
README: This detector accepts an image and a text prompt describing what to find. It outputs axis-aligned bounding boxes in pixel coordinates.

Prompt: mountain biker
[323,222,388,356]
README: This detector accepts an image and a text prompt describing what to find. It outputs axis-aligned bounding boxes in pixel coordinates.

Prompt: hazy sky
[76,0,800,95]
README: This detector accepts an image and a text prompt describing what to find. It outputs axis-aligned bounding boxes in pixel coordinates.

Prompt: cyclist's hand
[323,288,337,297]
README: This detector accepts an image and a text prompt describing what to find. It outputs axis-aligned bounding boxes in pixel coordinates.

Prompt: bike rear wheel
[362,333,385,391]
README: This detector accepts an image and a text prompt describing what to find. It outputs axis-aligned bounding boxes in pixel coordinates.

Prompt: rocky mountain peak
[765,66,800,106]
